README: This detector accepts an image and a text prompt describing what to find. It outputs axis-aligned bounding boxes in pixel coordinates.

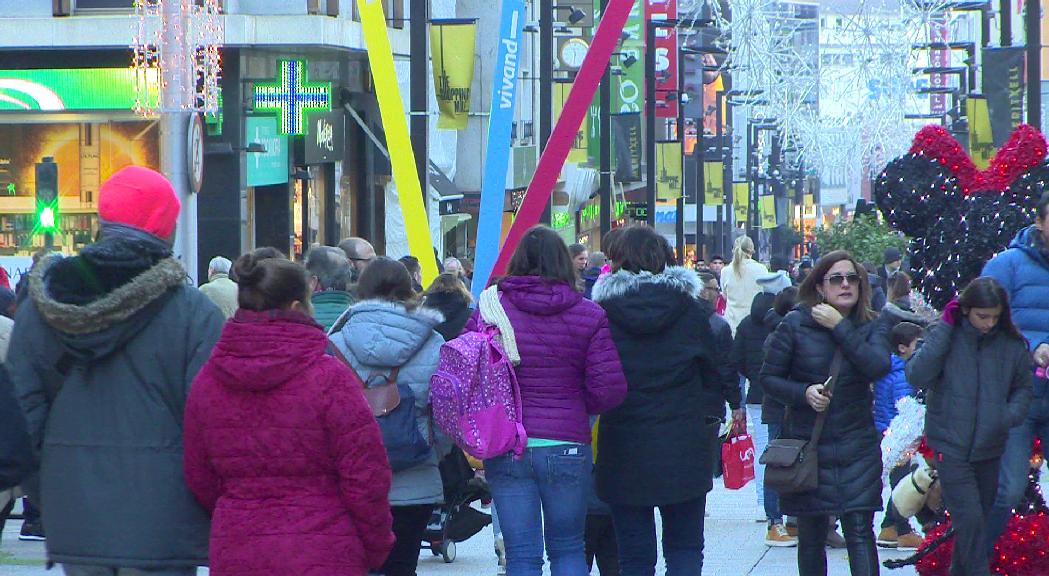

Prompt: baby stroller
[423,447,492,563]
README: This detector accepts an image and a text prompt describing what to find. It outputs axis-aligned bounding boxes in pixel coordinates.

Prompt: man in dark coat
[8,166,224,575]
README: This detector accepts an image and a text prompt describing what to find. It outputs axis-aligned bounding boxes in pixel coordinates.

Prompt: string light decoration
[132,0,223,116]
[874,124,1049,309]
[252,59,332,136]
[881,396,926,483]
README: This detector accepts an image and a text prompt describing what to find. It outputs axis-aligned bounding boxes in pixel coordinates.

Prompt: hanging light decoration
[132,0,223,116]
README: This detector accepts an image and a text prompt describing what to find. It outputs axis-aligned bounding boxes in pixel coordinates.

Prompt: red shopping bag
[722,424,756,490]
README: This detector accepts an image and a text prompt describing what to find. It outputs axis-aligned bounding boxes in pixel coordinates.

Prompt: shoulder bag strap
[809,348,844,445]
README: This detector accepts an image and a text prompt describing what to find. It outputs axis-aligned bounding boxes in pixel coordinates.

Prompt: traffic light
[35,157,58,235]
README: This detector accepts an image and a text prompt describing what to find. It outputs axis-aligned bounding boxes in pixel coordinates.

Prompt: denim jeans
[486,444,592,576]
[611,495,706,576]
[987,392,1049,549]
[747,405,768,510]
[764,419,783,523]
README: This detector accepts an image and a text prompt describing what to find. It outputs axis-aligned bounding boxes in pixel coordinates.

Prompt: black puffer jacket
[423,290,472,341]
[593,267,719,506]
[732,292,776,405]
[760,306,891,516]
[907,319,1032,462]
[759,308,787,425]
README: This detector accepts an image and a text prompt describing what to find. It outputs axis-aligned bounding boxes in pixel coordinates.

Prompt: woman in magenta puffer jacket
[183,250,395,576]
[474,226,628,576]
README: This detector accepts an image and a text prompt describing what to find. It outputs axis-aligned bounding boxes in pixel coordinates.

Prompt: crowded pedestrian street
[1,480,929,576]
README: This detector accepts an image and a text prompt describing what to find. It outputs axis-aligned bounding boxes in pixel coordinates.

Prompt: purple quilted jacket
[467,276,627,444]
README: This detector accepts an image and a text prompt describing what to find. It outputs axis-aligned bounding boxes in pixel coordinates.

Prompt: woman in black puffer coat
[422,273,472,341]
[761,251,891,576]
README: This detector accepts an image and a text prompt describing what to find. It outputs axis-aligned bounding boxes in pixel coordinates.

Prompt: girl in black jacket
[906,277,1032,576]
[761,251,891,576]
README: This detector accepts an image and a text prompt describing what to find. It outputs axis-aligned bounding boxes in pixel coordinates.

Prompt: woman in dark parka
[592,226,720,576]
[760,250,892,576]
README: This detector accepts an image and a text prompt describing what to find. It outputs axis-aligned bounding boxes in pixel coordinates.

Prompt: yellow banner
[803,193,814,207]
[556,83,588,163]
[968,96,994,170]
[360,0,438,285]
[759,195,777,229]
[656,142,682,200]
[431,19,477,130]
[704,161,724,205]
[733,182,749,223]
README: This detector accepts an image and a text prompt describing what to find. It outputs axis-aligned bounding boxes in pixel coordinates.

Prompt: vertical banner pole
[489,0,637,280]
[471,0,527,299]
[359,0,438,284]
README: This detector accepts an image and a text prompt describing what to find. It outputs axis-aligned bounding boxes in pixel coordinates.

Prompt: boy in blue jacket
[874,321,924,550]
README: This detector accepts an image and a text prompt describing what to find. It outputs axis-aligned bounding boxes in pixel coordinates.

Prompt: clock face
[560,38,590,69]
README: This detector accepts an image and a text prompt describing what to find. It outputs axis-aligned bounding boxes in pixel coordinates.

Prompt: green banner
[245,116,289,187]
[0,68,160,111]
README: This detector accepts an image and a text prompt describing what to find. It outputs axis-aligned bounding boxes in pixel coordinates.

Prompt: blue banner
[471,0,527,300]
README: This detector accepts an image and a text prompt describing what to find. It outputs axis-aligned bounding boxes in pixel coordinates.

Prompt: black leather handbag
[760,350,843,495]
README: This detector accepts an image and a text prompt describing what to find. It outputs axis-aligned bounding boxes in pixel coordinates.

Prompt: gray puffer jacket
[330,300,445,506]
[9,256,223,569]
[907,319,1033,462]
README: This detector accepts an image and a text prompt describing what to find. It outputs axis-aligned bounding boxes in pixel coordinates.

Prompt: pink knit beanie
[98,166,182,239]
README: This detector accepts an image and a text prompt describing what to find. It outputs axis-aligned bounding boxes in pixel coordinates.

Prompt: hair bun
[233,252,265,288]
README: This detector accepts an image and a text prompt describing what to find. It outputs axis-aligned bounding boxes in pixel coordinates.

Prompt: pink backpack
[430,325,528,460]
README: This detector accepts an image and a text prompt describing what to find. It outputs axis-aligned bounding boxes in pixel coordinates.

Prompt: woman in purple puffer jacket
[475,226,628,576]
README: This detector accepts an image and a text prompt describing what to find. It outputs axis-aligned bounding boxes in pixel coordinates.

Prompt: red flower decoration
[910,124,1048,195]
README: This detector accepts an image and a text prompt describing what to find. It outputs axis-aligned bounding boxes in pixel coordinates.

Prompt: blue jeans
[764,420,783,523]
[987,392,1049,549]
[611,495,706,576]
[486,444,592,576]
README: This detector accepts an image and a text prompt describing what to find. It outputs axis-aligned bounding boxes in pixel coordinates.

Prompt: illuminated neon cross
[253,59,331,136]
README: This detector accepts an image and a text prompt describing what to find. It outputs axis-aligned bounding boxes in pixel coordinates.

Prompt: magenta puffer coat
[184,309,394,575]
[468,276,628,444]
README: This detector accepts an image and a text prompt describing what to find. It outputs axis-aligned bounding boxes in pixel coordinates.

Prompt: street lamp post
[645,18,677,229]
[410,0,428,216]
[539,0,554,225]
[600,0,613,237]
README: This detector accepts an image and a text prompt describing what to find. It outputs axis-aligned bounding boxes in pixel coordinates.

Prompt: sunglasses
[824,273,861,287]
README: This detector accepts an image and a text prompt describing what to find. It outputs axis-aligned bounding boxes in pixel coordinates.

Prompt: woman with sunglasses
[760,250,892,576]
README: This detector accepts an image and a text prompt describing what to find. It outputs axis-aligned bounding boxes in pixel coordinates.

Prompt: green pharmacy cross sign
[253,59,331,136]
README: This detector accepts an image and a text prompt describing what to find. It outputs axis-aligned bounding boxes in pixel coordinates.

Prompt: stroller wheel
[441,540,457,563]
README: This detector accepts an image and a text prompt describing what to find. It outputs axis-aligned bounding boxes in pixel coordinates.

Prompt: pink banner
[647,0,677,119]
[489,0,637,280]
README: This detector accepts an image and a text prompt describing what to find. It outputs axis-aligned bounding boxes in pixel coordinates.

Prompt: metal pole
[1001,0,1012,46]
[540,0,553,225]
[1026,0,1041,129]
[600,0,612,237]
[645,20,657,228]
[695,58,705,260]
[715,90,724,257]
[411,0,429,216]
[160,0,195,282]
[676,47,685,264]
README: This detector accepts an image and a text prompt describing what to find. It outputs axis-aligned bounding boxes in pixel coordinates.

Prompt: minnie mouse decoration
[874,124,1049,309]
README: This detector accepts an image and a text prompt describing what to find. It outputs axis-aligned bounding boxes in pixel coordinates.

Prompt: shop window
[0,121,159,255]
[73,0,136,9]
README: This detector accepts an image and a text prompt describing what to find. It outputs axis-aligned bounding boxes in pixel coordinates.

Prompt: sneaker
[877,526,899,548]
[896,531,924,551]
[765,523,798,548]
[825,528,846,549]
[19,521,45,542]
[785,523,798,538]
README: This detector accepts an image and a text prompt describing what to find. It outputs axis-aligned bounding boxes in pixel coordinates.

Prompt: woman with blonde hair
[720,236,769,334]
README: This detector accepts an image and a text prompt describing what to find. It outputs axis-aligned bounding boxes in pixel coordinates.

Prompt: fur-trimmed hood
[30,254,186,336]
[333,299,444,368]
[591,266,701,302]
[593,267,706,335]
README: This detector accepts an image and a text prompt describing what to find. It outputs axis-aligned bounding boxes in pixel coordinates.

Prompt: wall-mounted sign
[245,116,289,187]
[304,110,344,164]
[0,68,160,111]
[253,59,332,136]
[187,114,204,194]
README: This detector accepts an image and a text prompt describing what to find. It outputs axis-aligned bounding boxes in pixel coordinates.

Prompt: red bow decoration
[910,124,1048,195]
